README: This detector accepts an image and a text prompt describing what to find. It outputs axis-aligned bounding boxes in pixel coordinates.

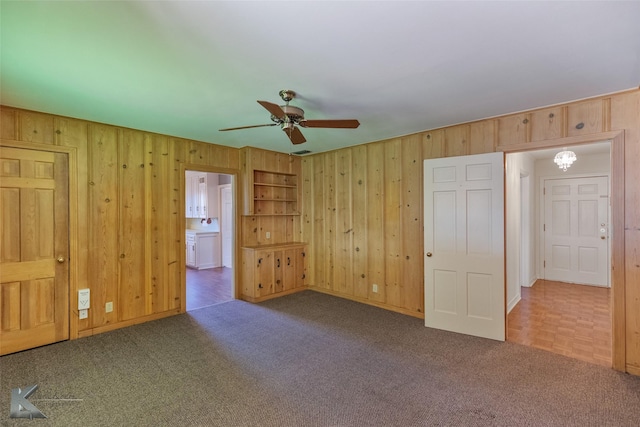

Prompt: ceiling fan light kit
[219,89,360,145]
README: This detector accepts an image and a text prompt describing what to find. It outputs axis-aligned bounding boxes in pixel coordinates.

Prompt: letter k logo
[10,385,46,419]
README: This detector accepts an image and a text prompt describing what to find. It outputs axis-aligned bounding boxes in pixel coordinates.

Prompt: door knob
[426,252,432,257]
[601,236,606,240]
[57,256,65,263]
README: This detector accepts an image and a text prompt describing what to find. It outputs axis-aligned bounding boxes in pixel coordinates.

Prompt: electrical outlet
[78,288,90,310]
[79,309,88,319]
[372,284,378,293]
[266,231,271,239]
[105,301,113,313]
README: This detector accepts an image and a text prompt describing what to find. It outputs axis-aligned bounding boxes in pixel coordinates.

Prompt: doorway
[506,141,613,366]
[184,170,235,311]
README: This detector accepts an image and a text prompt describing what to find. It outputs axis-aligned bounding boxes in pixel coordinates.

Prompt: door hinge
[544,260,546,268]
[543,224,546,232]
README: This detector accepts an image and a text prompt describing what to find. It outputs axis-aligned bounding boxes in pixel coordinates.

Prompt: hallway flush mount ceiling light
[554,147,577,171]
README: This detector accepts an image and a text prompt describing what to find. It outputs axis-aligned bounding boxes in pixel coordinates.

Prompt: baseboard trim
[77,308,181,339]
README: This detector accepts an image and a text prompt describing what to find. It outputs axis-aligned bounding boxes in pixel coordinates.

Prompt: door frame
[180,164,239,312]
[218,183,233,268]
[0,139,79,340]
[498,130,626,371]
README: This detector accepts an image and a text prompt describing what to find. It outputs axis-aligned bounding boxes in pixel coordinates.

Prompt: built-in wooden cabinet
[252,170,299,215]
[239,147,306,302]
[241,243,306,302]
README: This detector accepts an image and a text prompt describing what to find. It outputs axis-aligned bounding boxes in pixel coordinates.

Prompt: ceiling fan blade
[283,126,307,145]
[299,119,360,129]
[257,100,285,119]
[219,123,277,131]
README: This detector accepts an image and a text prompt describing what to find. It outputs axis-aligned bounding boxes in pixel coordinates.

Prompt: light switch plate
[78,288,90,310]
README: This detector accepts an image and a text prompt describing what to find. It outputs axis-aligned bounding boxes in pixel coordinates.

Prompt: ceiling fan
[219,90,360,144]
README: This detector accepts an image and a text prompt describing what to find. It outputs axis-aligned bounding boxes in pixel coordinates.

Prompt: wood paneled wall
[1,89,639,374]
[0,107,240,336]
[300,89,640,374]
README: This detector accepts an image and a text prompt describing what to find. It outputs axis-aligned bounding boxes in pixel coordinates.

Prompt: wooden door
[424,152,505,341]
[544,176,609,286]
[1,147,69,355]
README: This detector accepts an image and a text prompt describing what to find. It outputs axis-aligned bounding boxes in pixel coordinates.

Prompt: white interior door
[220,185,233,268]
[543,176,609,286]
[424,152,505,341]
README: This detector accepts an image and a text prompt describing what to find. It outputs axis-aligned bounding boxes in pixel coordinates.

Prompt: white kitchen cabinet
[186,230,221,269]
[186,172,219,219]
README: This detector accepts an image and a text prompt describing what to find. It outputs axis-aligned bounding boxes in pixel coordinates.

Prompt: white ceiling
[1,1,639,155]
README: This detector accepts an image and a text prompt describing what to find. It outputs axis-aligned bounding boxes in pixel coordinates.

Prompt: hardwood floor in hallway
[507,279,611,367]
[186,267,234,311]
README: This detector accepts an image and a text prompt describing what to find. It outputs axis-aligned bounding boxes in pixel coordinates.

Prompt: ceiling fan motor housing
[271,105,305,125]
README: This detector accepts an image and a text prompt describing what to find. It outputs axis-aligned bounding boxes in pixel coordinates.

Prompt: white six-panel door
[543,176,609,287]
[424,152,505,341]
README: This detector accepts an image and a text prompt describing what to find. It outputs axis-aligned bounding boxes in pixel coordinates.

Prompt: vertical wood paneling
[445,125,469,157]
[55,116,88,339]
[301,157,315,287]
[148,135,171,313]
[567,99,603,137]
[168,138,184,309]
[626,230,640,369]
[312,155,326,289]
[469,120,496,155]
[323,152,336,290]
[498,113,530,145]
[384,139,402,307]
[367,142,386,303]
[351,145,368,299]
[611,90,640,370]
[423,130,444,159]
[401,135,423,314]
[1,108,16,140]
[118,130,146,321]
[334,149,353,295]
[88,124,119,327]
[18,111,54,144]
[187,140,209,165]
[530,107,565,141]
[3,86,640,374]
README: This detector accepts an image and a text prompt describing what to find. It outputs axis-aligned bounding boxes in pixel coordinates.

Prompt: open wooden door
[424,152,505,341]
[0,147,69,355]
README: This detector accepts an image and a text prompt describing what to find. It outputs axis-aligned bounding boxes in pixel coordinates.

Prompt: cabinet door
[273,250,284,293]
[294,247,306,288]
[283,249,297,290]
[185,173,195,218]
[186,239,196,267]
[198,177,208,218]
[196,234,215,269]
[255,250,274,297]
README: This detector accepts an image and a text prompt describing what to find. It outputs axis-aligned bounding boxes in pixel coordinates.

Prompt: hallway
[508,279,611,367]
